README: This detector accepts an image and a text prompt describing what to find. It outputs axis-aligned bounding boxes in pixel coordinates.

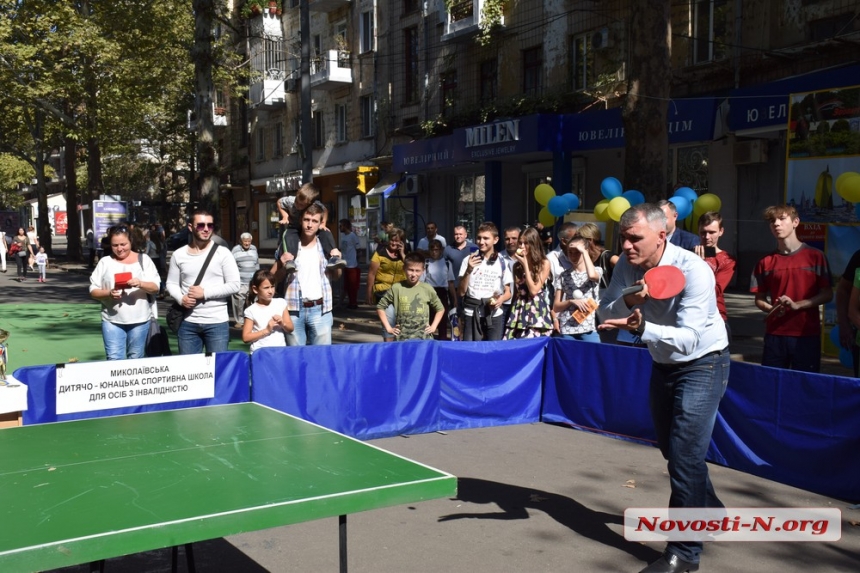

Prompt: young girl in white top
[242,270,293,353]
[35,247,48,282]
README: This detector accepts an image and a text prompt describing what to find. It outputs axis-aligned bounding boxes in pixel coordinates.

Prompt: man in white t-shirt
[166,210,241,355]
[458,221,512,341]
[416,222,447,251]
[338,219,361,309]
[272,204,342,346]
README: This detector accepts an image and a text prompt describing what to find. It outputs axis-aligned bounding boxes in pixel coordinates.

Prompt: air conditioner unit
[733,140,768,165]
[403,174,420,195]
[591,28,611,50]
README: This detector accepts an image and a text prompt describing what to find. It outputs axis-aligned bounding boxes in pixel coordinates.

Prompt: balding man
[658,200,699,251]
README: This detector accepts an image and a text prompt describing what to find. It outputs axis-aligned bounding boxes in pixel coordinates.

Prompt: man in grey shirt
[166,210,240,355]
[231,232,259,328]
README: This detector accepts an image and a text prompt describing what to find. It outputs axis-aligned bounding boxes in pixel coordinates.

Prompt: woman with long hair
[574,222,617,290]
[504,227,553,339]
[89,225,161,360]
[11,227,35,281]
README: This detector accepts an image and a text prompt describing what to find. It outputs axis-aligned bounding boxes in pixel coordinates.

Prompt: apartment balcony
[308,0,350,12]
[250,69,287,109]
[310,50,352,91]
[441,0,504,43]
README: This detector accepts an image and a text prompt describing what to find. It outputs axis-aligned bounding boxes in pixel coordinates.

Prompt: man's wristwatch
[631,321,645,337]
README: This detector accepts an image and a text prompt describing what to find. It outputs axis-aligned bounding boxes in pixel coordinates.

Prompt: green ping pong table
[0,402,457,573]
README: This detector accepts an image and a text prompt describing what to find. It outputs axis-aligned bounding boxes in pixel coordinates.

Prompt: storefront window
[674,144,709,193]
[456,175,485,240]
[258,201,280,250]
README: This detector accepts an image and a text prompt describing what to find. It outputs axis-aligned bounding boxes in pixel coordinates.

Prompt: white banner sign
[56,354,216,415]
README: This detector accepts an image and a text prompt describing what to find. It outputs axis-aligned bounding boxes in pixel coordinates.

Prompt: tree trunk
[192,0,219,214]
[622,0,672,203]
[64,131,82,260]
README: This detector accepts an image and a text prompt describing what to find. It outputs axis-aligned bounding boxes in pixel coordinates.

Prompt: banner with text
[56,354,215,414]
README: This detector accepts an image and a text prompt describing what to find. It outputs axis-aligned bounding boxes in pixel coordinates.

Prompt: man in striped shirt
[231,232,259,328]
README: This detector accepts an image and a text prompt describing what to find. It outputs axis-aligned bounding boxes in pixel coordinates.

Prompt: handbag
[166,245,219,333]
[8,242,20,256]
[139,255,172,357]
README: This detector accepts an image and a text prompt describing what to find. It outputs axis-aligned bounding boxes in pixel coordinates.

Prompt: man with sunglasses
[166,210,240,355]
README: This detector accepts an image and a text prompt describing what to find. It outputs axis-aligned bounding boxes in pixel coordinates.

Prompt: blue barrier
[16,352,250,424]
[251,338,547,440]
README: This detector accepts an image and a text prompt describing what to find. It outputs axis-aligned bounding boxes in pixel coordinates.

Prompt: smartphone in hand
[704,246,716,258]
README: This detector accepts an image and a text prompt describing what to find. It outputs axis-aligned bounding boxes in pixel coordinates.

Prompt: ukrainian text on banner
[56,354,216,414]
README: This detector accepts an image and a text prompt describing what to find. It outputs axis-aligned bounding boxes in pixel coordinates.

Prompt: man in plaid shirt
[271,203,341,345]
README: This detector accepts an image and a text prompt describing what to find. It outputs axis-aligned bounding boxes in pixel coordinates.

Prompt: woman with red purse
[10,227,34,282]
[89,225,161,360]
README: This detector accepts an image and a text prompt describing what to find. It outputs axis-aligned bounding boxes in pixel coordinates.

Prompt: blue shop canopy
[729,63,860,133]
[562,97,719,151]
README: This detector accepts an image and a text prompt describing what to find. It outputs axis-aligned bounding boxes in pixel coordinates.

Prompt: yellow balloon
[607,196,631,222]
[594,199,611,222]
[836,172,860,201]
[695,193,722,213]
[841,175,860,203]
[538,206,556,228]
[534,184,556,206]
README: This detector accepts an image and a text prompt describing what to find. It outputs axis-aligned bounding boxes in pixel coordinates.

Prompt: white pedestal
[0,376,28,428]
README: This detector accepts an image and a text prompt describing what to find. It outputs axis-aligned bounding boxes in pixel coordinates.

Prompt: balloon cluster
[534,184,581,227]
[835,171,860,203]
[592,177,645,222]
[592,177,722,227]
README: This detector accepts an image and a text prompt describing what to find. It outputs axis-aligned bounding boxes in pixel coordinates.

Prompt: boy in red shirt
[751,205,832,372]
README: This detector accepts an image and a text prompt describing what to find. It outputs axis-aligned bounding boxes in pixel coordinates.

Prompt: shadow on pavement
[440,477,661,564]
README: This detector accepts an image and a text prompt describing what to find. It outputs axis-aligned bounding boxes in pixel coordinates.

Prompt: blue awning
[729,63,860,133]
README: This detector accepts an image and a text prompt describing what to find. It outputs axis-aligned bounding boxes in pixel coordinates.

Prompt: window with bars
[360,95,375,138]
[256,128,265,161]
[692,0,728,64]
[479,59,497,103]
[360,11,374,54]
[522,46,543,96]
[441,70,458,118]
[404,26,420,104]
[335,104,347,143]
[274,122,283,157]
[571,33,594,91]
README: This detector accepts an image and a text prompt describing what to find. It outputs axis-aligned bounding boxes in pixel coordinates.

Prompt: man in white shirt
[166,210,241,355]
[417,222,447,251]
[338,219,361,309]
[272,204,342,345]
[498,226,521,322]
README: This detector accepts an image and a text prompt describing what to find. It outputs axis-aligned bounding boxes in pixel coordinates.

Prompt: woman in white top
[89,225,161,360]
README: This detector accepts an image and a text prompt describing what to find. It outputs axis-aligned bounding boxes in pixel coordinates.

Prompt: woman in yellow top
[366,227,407,341]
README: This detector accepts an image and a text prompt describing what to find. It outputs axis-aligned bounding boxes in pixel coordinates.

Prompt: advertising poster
[92,200,127,239]
[786,85,860,223]
[54,211,68,235]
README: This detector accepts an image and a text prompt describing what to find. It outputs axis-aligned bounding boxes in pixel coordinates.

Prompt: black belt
[302,298,323,308]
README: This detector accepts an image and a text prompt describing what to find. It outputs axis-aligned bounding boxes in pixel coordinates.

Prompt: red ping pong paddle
[621,266,685,300]
[114,272,132,290]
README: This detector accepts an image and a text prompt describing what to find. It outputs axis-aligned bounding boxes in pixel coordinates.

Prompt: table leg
[89,559,104,573]
[170,543,195,572]
[339,514,347,573]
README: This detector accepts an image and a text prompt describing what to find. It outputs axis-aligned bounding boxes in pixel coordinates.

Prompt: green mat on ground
[1,304,249,372]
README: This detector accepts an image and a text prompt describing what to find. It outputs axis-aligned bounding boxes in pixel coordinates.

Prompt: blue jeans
[762,333,821,373]
[177,320,230,355]
[287,305,332,346]
[102,320,149,360]
[649,348,730,564]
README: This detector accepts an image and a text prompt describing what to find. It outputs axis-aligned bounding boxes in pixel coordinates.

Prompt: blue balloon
[674,186,698,203]
[669,195,693,220]
[623,190,645,206]
[839,347,854,369]
[562,193,580,211]
[829,326,841,348]
[600,177,623,200]
[548,196,568,217]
